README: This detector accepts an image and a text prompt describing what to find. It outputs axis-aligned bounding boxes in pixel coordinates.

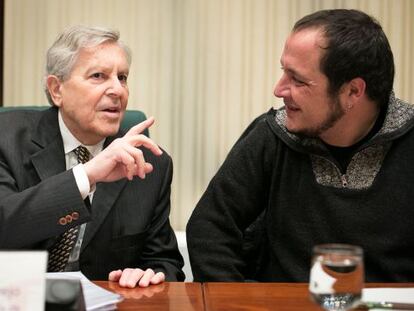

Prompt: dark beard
[287,97,345,138]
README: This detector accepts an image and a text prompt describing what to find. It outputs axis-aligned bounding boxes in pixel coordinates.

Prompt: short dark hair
[293,9,394,108]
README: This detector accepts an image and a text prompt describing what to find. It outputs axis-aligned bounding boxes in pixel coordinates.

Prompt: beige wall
[4,0,414,230]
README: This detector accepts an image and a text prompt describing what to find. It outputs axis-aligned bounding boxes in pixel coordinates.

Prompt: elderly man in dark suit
[0,25,184,287]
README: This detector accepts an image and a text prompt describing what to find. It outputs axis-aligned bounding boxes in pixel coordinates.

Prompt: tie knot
[73,146,90,164]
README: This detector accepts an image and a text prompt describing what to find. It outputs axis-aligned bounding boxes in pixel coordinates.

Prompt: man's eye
[91,73,104,79]
[118,74,128,82]
[292,76,305,85]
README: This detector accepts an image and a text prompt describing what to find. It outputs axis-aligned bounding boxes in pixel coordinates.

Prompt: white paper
[47,272,123,311]
[309,260,336,294]
[0,251,48,311]
[362,287,414,304]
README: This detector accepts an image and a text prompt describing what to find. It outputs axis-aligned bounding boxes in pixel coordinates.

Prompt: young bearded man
[187,9,414,283]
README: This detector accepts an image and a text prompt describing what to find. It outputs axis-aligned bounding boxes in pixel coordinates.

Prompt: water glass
[309,244,364,311]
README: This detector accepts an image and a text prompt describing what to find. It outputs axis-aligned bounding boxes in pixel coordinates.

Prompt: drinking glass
[309,244,364,311]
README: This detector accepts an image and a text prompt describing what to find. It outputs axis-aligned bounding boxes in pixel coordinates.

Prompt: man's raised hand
[84,117,162,185]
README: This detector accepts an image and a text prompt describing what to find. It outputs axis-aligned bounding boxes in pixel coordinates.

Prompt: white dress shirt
[58,111,104,269]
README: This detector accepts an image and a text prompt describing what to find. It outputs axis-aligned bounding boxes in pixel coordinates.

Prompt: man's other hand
[108,268,166,288]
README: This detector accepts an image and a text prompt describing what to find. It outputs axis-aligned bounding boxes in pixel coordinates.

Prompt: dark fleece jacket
[187,93,414,282]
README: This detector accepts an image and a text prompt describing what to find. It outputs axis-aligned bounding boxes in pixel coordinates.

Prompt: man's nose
[273,74,290,98]
[106,77,124,97]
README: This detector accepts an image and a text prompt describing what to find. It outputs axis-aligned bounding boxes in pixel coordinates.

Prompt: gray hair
[44,25,132,105]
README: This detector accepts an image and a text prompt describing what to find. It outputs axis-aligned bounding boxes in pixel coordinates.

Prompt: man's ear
[347,77,366,99]
[46,75,63,107]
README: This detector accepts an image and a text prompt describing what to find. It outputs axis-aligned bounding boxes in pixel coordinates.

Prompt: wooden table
[96,281,204,310]
[203,282,320,311]
[96,281,414,310]
[203,283,414,311]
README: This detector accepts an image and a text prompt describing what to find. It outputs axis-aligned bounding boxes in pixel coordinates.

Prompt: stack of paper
[47,272,123,311]
[362,287,414,310]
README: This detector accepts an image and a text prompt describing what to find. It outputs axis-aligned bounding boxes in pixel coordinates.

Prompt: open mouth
[285,103,300,112]
[101,108,121,120]
[103,107,120,113]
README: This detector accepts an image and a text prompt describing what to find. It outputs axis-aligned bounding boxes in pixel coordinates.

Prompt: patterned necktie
[47,145,90,272]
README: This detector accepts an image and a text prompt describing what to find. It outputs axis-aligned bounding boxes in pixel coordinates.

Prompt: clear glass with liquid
[309,244,364,311]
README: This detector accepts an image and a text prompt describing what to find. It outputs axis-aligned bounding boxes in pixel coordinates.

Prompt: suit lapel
[29,107,65,249]
[31,140,66,181]
[81,178,127,251]
[81,135,127,252]
[30,107,66,181]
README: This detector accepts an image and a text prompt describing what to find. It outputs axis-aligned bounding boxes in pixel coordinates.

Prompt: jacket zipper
[340,174,348,188]
[323,157,349,188]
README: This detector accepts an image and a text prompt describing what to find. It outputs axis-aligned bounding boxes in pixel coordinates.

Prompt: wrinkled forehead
[71,42,130,72]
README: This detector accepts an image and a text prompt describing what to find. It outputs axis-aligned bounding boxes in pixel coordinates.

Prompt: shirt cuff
[73,163,92,200]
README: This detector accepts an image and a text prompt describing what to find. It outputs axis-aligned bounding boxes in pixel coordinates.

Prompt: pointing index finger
[128,135,163,156]
[125,116,155,137]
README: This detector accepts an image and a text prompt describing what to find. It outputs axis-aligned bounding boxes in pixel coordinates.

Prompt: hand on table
[108,268,165,288]
[107,281,166,299]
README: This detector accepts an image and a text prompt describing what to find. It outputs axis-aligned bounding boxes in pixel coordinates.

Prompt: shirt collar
[58,110,104,157]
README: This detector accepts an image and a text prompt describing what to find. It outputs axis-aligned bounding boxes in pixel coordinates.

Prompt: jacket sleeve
[0,109,92,249]
[186,115,275,281]
[138,155,185,281]
[0,167,91,248]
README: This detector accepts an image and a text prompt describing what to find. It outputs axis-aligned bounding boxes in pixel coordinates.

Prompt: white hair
[44,25,131,105]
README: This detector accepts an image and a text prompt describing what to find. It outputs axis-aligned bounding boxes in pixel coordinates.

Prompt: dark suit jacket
[0,107,184,281]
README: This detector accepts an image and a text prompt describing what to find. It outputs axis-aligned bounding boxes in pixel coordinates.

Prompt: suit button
[59,217,67,225]
[66,215,73,223]
[72,212,79,220]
